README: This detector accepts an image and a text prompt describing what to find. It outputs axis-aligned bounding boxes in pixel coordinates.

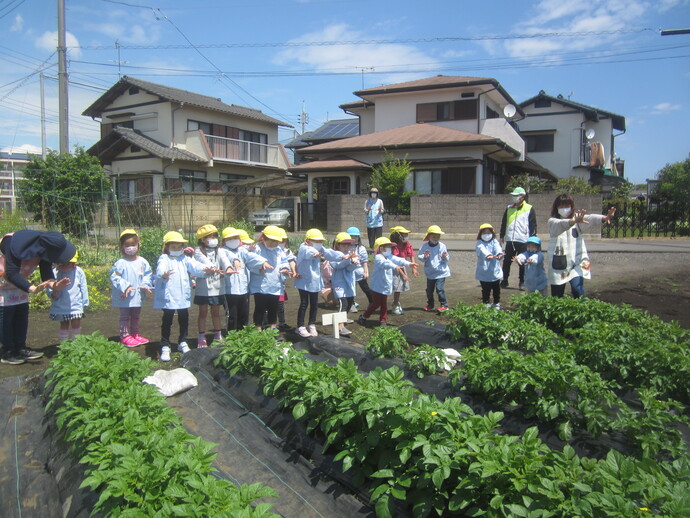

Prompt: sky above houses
[1,0,688,185]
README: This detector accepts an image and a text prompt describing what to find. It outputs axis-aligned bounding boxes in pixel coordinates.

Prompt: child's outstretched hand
[512,256,524,265]
[441,252,448,260]
[260,262,274,272]
[122,286,133,298]
[225,266,237,275]
[140,286,153,294]
[161,269,175,280]
[410,263,419,277]
[396,266,410,281]
[51,278,71,292]
[423,250,430,259]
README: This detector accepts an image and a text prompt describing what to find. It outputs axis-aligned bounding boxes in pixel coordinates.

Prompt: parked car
[249,197,297,231]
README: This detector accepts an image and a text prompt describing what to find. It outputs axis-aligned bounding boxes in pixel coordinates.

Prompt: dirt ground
[3,251,689,379]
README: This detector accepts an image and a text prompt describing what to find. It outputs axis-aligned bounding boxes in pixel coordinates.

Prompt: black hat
[10,230,76,264]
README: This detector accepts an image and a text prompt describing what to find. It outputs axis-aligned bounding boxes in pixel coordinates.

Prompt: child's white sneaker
[308,324,318,337]
[391,304,403,315]
[296,326,311,338]
[160,346,171,362]
[178,341,190,354]
[493,303,502,310]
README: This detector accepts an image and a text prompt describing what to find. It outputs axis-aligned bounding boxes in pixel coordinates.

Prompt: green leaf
[292,402,307,420]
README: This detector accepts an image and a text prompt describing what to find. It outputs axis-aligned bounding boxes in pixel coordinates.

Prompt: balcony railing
[205,135,281,167]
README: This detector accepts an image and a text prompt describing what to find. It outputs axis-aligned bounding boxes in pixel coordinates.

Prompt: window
[179,169,208,192]
[130,146,141,153]
[220,173,251,193]
[534,98,551,108]
[113,120,134,129]
[239,130,268,162]
[486,105,499,119]
[416,100,478,122]
[187,120,212,134]
[525,133,555,153]
[405,167,476,194]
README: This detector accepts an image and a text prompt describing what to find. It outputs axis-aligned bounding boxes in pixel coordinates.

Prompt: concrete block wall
[327,193,604,240]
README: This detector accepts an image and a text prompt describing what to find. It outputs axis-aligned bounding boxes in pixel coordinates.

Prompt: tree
[505,173,549,194]
[369,151,414,214]
[19,147,109,237]
[555,176,600,195]
[656,158,690,203]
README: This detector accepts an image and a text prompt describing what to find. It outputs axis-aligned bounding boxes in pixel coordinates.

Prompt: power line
[72,28,656,50]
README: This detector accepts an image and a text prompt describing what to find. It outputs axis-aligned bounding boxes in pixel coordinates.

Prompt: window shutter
[416,103,437,123]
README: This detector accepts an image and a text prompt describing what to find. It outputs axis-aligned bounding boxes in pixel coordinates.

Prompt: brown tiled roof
[289,158,370,172]
[339,99,375,110]
[83,76,292,127]
[87,126,206,164]
[353,75,495,96]
[520,91,625,131]
[301,123,502,154]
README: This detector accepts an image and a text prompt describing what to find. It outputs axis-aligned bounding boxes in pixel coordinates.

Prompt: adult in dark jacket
[499,187,537,290]
[0,230,75,364]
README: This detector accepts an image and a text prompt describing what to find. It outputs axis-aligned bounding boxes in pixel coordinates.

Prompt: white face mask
[370,193,377,198]
[402,236,409,242]
[382,249,392,258]
[481,234,493,242]
[169,249,183,257]
[313,242,324,251]
[225,239,240,250]
[205,238,218,249]
[558,207,572,217]
[123,246,138,256]
[428,238,438,245]
[512,196,522,204]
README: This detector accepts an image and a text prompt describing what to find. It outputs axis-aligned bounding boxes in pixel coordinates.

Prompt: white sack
[143,368,198,397]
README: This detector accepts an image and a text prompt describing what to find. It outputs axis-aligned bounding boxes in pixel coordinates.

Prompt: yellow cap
[163,231,188,245]
[69,250,78,263]
[119,228,138,239]
[221,227,240,240]
[196,224,218,240]
[335,232,354,244]
[262,225,284,241]
[238,229,254,244]
[305,228,325,241]
[277,227,288,240]
[374,237,392,249]
[479,223,494,231]
[425,225,445,236]
[390,225,410,234]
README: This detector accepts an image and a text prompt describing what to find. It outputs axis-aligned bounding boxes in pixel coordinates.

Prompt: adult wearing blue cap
[0,230,75,364]
[499,187,537,290]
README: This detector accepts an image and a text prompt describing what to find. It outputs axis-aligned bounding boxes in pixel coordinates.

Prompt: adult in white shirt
[364,187,385,249]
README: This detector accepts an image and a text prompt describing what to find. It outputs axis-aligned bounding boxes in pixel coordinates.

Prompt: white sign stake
[321,311,348,339]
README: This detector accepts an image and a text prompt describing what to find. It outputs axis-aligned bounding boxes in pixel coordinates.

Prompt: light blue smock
[330,250,359,298]
[47,266,89,316]
[353,244,369,282]
[194,247,223,297]
[418,242,451,280]
[370,253,410,296]
[110,256,153,308]
[475,239,504,282]
[248,243,289,296]
[294,243,325,293]
[219,246,264,295]
[153,254,209,310]
[516,250,547,291]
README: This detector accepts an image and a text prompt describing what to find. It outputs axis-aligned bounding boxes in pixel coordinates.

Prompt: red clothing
[392,241,414,260]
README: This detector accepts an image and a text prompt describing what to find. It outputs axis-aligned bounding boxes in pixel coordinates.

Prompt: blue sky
[1,0,688,184]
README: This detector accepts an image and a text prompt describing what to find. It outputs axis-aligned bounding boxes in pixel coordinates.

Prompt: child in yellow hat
[193,224,224,347]
[417,225,451,312]
[110,229,153,347]
[47,250,89,341]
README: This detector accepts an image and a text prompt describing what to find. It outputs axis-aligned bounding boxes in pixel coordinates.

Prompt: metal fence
[602,201,690,238]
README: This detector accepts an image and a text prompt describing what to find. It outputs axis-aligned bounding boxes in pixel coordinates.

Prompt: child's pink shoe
[132,334,149,345]
[121,335,140,348]
[197,337,208,348]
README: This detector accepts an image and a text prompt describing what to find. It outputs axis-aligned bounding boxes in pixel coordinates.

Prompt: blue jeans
[426,278,447,307]
[0,303,29,356]
[550,276,585,298]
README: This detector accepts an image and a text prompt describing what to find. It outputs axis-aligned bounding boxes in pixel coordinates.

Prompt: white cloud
[35,31,82,59]
[92,21,162,46]
[657,0,689,12]
[651,102,682,113]
[275,24,441,83]
[501,0,651,59]
[10,14,23,32]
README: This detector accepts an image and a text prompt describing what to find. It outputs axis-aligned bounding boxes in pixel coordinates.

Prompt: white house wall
[175,106,280,147]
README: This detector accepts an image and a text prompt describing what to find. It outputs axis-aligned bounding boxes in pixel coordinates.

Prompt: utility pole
[297,100,309,135]
[40,72,47,159]
[57,0,69,153]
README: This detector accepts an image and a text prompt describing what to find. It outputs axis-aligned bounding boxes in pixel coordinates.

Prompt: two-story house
[290,75,531,202]
[519,91,626,186]
[83,76,293,202]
